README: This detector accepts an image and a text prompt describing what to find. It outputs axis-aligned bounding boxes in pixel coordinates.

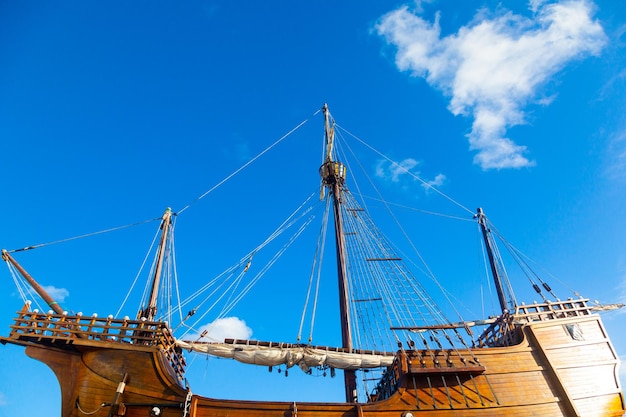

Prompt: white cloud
[376,158,445,190]
[194,316,252,342]
[423,173,446,190]
[376,158,419,182]
[42,285,69,303]
[377,0,606,169]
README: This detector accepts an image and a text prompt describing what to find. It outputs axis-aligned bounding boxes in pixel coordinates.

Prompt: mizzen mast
[138,207,173,321]
[319,104,357,403]
[476,207,516,313]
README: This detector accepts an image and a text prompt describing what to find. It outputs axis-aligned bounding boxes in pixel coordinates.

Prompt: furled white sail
[176,340,395,371]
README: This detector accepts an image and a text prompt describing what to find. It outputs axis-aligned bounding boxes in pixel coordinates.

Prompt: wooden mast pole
[476,207,510,312]
[1,249,66,315]
[139,208,173,321]
[320,104,357,403]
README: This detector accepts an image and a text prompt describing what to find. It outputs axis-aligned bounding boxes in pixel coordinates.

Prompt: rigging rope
[325,124,515,365]
[477,224,497,317]
[354,195,474,223]
[176,110,320,216]
[5,217,161,254]
[115,226,162,317]
[304,196,331,344]
[490,225,568,299]
[175,191,318,338]
[335,123,475,216]
[4,103,566,390]
[172,191,317,318]
[182,214,317,339]
[335,126,470,331]
[5,261,40,309]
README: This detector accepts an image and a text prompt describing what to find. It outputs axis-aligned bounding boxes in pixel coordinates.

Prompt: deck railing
[513,298,591,322]
[476,298,593,348]
[5,304,186,380]
[370,354,402,402]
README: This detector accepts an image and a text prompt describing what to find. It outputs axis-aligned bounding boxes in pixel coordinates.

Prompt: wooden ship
[1,105,624,416]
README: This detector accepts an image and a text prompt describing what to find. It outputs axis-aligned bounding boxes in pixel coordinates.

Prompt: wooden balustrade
[5,305,186,380]
[476,298,593,348]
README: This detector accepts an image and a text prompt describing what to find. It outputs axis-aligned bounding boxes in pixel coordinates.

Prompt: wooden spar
[139,208,173,321]
[321,104,357,403]
[476,208,513,313]
[390,318,498,332]
[1,249,66,315]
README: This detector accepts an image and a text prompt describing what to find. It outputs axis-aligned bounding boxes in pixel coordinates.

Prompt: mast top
[322,103,335,163]
[320,105,347,197]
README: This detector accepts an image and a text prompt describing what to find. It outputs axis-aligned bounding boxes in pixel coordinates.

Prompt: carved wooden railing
[3,303,186,380]
[476,298,593,348]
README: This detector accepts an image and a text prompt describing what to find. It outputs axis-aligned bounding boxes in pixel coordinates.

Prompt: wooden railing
[476,298,593,348]
[475,313,518,348]
[370,354,402,402]
[5,304,186,380]
[513,298,592,322]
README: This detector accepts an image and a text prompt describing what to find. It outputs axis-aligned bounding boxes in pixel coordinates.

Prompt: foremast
[138,207,173,321]
[319,104,357,403]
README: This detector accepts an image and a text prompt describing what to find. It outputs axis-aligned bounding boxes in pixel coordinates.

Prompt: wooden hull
[4,312,623,417]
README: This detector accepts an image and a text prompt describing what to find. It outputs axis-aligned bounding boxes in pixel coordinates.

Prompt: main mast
[319,104,357,403]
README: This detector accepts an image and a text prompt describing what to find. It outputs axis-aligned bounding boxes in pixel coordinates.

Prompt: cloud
[376,158,446,190]
[423,172,446,190]
[42,285,69,303]
[194,317,252,342]
[377,0,606,169]
[376,158,419,182]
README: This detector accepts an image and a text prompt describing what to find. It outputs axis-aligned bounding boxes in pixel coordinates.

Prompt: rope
[327,124,493,363]
[6,217,160,254]
[335,123,475,216]
[355,194,474,223]
[342,136,468,329]
[490,225,571,298]
[115,226,161,317]
[176,192,318,339]
[177,109,321,216]
[172,191,317,321]
[76,400,106,415]
[297,197,328,343]
[305,196,331,343]
[184,214,316,338]
[5,262,31,306]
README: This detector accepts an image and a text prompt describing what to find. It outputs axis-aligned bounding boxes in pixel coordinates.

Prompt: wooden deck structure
[2,298,623,417]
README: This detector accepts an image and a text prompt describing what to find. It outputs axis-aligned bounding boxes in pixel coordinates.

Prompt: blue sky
[1,0,625,413]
